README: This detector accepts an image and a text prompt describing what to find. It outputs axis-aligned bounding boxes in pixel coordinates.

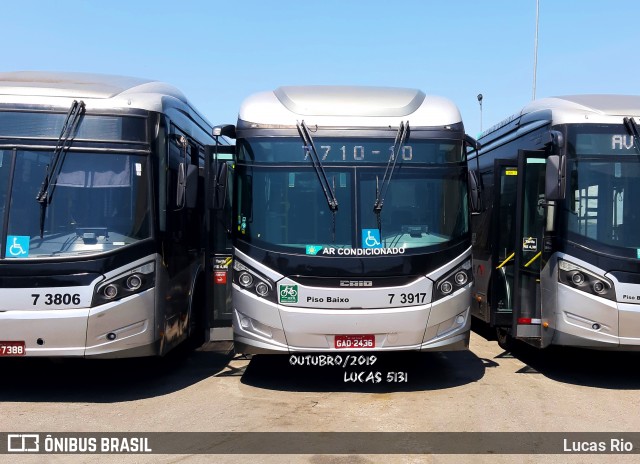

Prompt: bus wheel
[187,280,206,350]
[496,328,513,351]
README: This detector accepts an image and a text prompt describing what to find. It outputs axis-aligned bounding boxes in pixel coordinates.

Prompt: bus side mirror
[176,162,186,209]
[176,162,198,209]
[468,169,483,214]
[545,155,566,201]
[185,164,198,208]
[213,162,228,210]
[213,124,236,139]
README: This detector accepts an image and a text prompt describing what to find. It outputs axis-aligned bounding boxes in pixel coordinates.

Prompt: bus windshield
[566,125,640,258]
[236,137,468,255]
[0,150,151,259]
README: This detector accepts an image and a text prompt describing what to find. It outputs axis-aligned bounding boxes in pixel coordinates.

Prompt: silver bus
[0,71,228,357]
[230,86,477,353]
[470,94,640,350]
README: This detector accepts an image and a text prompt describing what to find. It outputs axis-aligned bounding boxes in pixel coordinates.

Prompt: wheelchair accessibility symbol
[362,229,382,249]
[6,235,30,258]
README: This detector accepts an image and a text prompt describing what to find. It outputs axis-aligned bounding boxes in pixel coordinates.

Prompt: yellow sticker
[505,169,518,176]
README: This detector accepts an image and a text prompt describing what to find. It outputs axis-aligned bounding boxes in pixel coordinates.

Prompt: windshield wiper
[35,100,85,237]
[623,117,640,153]
[373,121,409,232]
[297,121,339,211]
[296,120,339,240]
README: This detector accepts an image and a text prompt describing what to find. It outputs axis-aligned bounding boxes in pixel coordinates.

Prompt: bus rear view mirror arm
[212,162,228,211]
[464,134,481,151]
[468,169,484,214]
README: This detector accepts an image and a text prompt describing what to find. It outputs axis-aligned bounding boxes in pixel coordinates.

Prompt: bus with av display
[231,85,476,353]
[469,94,640,349]
[0,71,227,357]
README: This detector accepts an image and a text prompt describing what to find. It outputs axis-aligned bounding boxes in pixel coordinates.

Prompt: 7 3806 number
[387,292,427,305]
[32,293,81,306]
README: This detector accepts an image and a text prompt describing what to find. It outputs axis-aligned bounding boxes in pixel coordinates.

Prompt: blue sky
[3,1,639,137]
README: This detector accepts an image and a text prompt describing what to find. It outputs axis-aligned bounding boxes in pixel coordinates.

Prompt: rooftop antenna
[532,0,540,100]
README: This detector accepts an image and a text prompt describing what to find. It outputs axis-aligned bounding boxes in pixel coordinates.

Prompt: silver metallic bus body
[233,249,471,354]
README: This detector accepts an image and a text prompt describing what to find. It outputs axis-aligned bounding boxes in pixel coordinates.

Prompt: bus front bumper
[232,285,471,354]
[552,284,640,350]
[0,289,156,358]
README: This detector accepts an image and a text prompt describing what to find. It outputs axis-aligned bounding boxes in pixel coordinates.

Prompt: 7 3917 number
[387,292,427,305]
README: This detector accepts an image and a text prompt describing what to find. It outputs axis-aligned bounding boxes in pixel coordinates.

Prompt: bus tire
[187,277,206,350]
[496,327,513,351]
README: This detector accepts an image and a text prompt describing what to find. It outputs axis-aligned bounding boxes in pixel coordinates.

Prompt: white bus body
[231,86,474,353]
[0,71,217,357]
[470,95,640,349]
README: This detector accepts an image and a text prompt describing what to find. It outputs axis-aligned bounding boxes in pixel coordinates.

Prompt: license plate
[0,341,26,356]
[335,334,375,349]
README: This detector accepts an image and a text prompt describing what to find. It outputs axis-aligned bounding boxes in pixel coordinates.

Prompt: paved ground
[2,323,640,464]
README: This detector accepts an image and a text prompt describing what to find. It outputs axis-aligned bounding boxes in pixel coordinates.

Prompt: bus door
[211,155,234,340]
[512,150,547,343]
[204,142,235,343]
[490,160,519,328]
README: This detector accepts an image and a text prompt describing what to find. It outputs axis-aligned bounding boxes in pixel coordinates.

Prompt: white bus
[470,94,640,350]
[229,86,477,353]
[0,71,229,357]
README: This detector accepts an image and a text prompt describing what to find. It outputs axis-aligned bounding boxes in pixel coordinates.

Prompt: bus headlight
[558,259,615,301]
[433,260,472,302]
[103,284,118,299]
[255,282,270,296]
[233,259,276,302]
[593,281,606,295]
[439,281,454,295]
[126,274,143,290]
[571,272,585,285]
[454,271,468,286]
[93,261,155,306]
[238,272,254,288]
